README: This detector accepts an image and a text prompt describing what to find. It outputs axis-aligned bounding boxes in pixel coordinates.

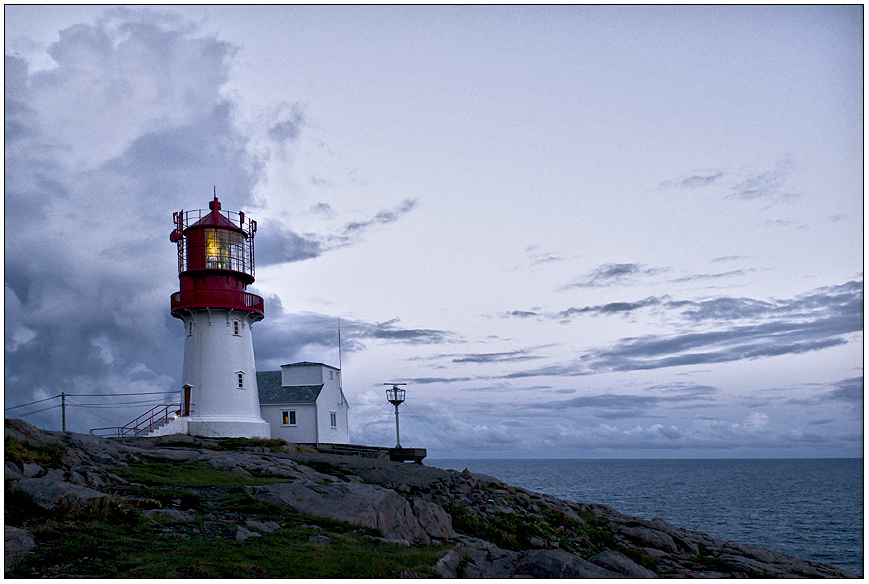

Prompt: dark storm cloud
[2,10,275,432]
[561,263,668,289]
[255,220,323,265]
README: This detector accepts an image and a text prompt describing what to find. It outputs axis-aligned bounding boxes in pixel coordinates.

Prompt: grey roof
[256,371,323,404]
[281,361,340,371]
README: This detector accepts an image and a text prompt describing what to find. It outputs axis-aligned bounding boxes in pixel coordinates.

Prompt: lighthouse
[168,195,271,438]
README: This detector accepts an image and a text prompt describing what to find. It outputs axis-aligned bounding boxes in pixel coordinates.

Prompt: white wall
[261,403,318,443]
[315,371,349,444]
[281,363,325,386]
[179,309,270,438]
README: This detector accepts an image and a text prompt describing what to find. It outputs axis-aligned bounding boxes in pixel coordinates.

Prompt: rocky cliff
[4,419,856,578]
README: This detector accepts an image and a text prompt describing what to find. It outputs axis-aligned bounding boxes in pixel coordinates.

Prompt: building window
[187,320,194,336]
[329,370,333,379]
[282,410,296,426]
[330,412,337,428]
[233,320,240,336]
[237,372,244,388]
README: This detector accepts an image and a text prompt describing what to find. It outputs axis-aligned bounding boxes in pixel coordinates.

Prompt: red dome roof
[187,196,244,232]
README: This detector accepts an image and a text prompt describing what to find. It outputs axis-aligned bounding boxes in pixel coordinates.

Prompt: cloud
[256,198,419,267]
[827,377,863,404]
[554,296,664,319]
[667,268,757,283]
[341,198,418,235]
[660,171,725,189]
[352,318,455,346]
[581,281,862,373]
[413,348,549,365]
[561,263,668,289]
[493,281,862,380]
[266,104,305,144]
[710,255,751,263]
[450,350,545,364]
[730,156,799,202]
[4,9,267,433]
[255,220,323,265]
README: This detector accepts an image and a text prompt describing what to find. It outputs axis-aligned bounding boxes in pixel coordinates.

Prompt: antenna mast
[338,317,343,372]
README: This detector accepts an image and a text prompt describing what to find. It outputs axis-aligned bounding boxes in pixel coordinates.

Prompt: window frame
[281,410,297,426]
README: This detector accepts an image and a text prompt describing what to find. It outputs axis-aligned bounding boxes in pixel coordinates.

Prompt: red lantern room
[169,196,264,319]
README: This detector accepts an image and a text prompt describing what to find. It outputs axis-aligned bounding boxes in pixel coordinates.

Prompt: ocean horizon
[429,457,863,576]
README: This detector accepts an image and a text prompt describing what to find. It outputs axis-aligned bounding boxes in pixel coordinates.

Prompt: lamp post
[384,383,407,448]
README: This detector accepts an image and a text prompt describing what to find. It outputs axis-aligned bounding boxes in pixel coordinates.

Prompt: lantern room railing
[171,289,264,317]
[173,208,257,279]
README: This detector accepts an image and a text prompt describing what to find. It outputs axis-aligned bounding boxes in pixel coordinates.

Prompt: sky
[4,5,863,459]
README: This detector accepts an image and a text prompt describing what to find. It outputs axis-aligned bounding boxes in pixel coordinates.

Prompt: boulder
[246,519,280,533]
[21,463,43,478]
[5,461,23,480]
[5,526,36,572]
[515,549,624,578]
[410,497,457,539]
[10,477,107,512]
[5,419,63,447]
[433,547,464,578]
[590,549,657,578]
[234,525,262,541]
[244,480,454,545]
[613,523,679,554]
[144,509,193,523]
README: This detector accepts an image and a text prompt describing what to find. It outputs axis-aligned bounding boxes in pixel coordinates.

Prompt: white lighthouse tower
[168,195,271,438]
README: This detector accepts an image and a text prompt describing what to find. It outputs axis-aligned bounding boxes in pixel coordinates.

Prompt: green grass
[7,459,448,578]
[117,460,288,488]
[215,437,289,453]
[10,518,447,578]
[5,436,67,468]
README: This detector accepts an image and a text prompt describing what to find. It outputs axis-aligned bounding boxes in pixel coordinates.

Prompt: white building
[257,362,350,444]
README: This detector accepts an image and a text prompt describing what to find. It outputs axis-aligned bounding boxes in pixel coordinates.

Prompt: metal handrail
[89,403,191,437]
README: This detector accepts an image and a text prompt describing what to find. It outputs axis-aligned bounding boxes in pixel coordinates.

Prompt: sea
[429,458,863,577]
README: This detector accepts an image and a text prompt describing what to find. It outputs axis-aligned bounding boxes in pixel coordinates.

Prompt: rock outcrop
[4,419,858,578]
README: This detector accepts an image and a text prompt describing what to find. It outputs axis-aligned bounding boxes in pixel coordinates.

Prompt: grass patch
[5,436,67,468]
[444,504,549,551]
[8,492,448,578]
[215,437,288,453]
[117,461,287,489]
